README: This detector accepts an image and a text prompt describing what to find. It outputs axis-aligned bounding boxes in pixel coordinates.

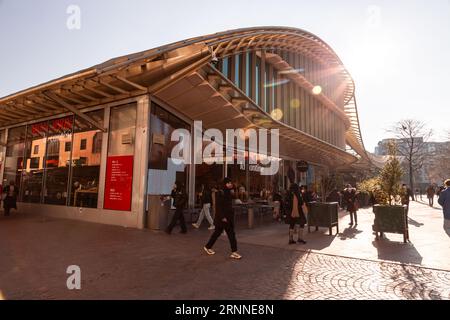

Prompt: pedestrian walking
[438,179,450,235]
[165,182,188,234]
[204,178,242,259]
[3,180,18,216]
[401,184,413,214]
[285,183,307,244]
[192,184,215,230]
[344,184,359,226]
[427,185,435,207]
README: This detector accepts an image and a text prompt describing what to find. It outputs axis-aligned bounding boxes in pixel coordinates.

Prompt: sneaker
[230,252,242,259]
[203,247,215,255]
[297,239,307,245]
[208,225,215,230]
[192,223,199,229]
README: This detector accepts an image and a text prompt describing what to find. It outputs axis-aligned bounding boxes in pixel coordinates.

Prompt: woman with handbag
[285,183,307,244]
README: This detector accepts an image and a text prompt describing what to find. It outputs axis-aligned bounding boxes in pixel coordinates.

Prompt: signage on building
[296,161,308,173]
[104,155,134,211]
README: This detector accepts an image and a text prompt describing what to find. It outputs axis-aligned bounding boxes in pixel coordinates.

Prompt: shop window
[4,126,26,198]
[43,116,73,205]
[22,122,48,203]
[70,109,104,208]
[148,102,190,195]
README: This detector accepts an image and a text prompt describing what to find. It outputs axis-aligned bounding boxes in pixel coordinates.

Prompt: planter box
[307,202,339,235]
[372,204,409,243]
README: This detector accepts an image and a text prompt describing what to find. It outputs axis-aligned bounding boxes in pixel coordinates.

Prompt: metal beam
[43,91,107,133]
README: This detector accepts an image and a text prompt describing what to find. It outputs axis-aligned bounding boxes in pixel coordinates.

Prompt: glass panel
[255,55,261,105]
[245,52,252,96]
[148,102,190,195]
[70,110,104,208]
[221,57,229,79]
[108,104,136,157]
[234,54,241,88]
[4,126,26,198]
[104,104,136,211]
[43,116,73,205]
[22,121,48,203]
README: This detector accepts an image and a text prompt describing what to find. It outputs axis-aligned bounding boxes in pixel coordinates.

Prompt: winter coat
[214,188,234,226]
[438,187,450,220]
[201,189,212,205]
[345,188,358,212]
[284,190,306,225]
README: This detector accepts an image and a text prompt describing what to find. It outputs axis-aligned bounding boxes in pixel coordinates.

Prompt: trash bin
[147,195,171,230]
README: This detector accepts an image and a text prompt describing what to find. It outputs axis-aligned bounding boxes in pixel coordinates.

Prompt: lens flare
[270,108,283,121]
[312,85,322,95]
[290,99,300,109]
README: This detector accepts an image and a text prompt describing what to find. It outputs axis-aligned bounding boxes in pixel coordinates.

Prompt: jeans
[196,203,213,226]
[206,222,237,252]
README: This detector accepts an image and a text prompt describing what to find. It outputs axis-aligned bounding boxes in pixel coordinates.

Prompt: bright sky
[1,0,449,152]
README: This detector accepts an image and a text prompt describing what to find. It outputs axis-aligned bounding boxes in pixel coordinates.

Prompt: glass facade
[219,49,347,149]
[70,110,104,208]
[148,102,190,195]
[3,110,104,208]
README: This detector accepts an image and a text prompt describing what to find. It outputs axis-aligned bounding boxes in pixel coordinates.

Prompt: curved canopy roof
[0,26,369,164]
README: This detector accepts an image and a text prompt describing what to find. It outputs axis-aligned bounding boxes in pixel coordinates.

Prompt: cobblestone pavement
[0,214,450,300]
[285,252,450,300]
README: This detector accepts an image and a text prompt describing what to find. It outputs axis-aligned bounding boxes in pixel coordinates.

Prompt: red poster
[104,155,134,211]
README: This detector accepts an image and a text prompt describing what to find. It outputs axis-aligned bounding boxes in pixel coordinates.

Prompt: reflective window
[255,55,261,105]
[221,57,230,79]
[22,121,48,203]
[245,52,252,96]
[148,102,190,195]
[4,126,26,196]
[234,54,241,88]
[43,116,73,205]
[70,110,104,208]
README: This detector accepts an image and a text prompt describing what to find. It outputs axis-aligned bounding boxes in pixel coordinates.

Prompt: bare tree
[388,119,433,200]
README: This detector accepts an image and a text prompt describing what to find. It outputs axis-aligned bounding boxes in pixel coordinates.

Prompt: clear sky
[1,0,449,152]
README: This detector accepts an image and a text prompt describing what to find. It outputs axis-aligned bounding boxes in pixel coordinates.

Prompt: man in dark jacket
[204,178,242,259]
[438,179,450,235]
[165,182,188,234]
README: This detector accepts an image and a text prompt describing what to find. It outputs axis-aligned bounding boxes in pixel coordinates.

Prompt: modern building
[375,138,450,188]
[0,27,370,229]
